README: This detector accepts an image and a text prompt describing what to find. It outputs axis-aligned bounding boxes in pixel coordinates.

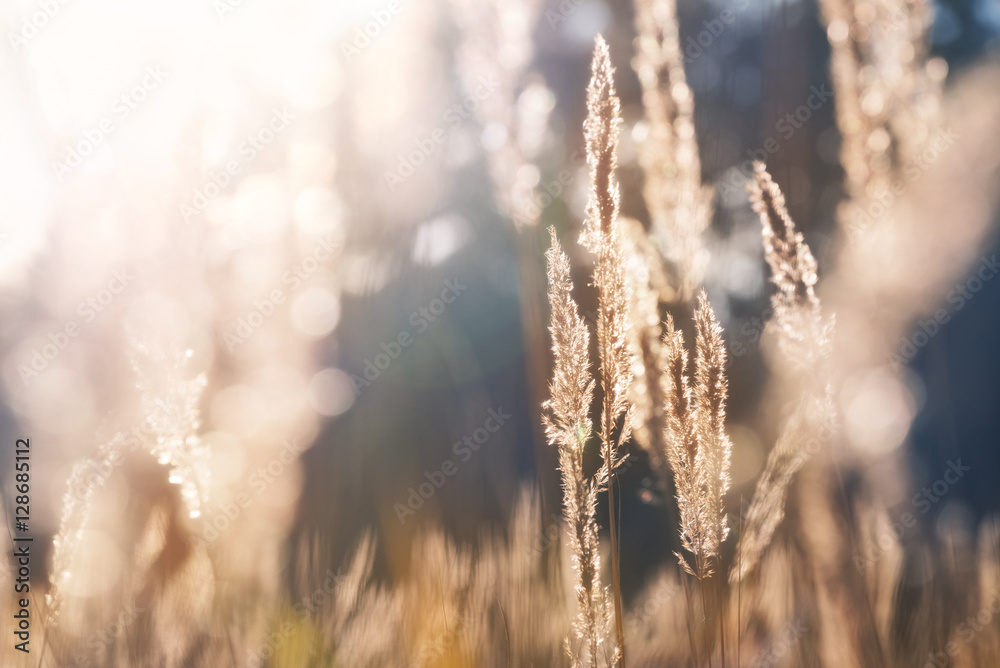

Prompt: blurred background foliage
[0,0,999,613]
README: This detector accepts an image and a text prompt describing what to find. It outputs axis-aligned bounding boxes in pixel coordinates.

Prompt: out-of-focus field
[2,0,1000,666]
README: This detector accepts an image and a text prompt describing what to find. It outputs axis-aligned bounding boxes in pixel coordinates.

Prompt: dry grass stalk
[660,314,699,574]
[732,392,835,585]
[660,293,732,580]
[818,0,945,240]
[47,338,210,624]
[583,35,634,665]
[741,164,864,666]
[732,164,835,583]
[46,432,129,623]
[541,39,635,655]
[748,162,831,367]
[632,0,714,300]
[129,338,210,520]
[583,35,633,475]
[543,227,614,667]
[692,294,732,569]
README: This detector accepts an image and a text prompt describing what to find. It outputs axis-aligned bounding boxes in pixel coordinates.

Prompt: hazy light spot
[516,163,540,188]
[290,287,340,337]
[481,122,508,152]
[19,367,94,435]
[203,430,248,487]
[827,19,849,43]
[232,176,291,245]
[843,367,916,455]
[293,187,343,237]
[340,251,397,296]
[412,214,470,266]
[308,367,355,416]
[518,82,556,115]
[631,120,649,143]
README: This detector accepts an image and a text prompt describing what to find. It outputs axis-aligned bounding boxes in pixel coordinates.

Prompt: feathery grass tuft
[543,227,614,666]
[661,294,732,580]
[747,161,828,364]
[583,35,633,665]
[733,163,836,584]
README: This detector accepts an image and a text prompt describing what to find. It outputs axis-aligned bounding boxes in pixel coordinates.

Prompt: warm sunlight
[2,0,1000,666]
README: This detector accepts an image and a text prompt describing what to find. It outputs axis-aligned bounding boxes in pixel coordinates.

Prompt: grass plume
[661,294,732,580]
[583,35,633,666]
[733,163,836,584]
[818,0,945,239]
[543,227,614,666]
[632,0,714,300]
